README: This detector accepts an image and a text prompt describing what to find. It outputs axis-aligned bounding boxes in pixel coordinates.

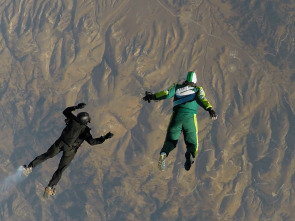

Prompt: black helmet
[77,112,91,125]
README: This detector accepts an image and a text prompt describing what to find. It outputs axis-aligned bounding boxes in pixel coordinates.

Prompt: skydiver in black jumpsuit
[23,103,114,197]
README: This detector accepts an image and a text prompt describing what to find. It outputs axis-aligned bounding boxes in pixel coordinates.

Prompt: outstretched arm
[195,87,217,120]
[85,129,114,145]
[154,83,177,100]
[63,103,86,119]
[195,87,212,110]
[63,106,77,119]
[143,83,177,102]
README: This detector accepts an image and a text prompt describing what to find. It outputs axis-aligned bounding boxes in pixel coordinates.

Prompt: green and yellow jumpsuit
[155,83,212,158]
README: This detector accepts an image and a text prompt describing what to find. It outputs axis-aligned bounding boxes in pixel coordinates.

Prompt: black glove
[76,103,86,109]
[104,132,114,139]
[143,91,156,103]
[207,108,217,120]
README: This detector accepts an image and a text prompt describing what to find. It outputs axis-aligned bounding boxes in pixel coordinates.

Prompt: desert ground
[0,0,295,220]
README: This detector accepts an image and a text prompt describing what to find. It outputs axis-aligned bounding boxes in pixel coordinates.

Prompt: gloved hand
[104,132,114,139]
[143,91,156,103]
[76,103,86,109]
[207,108,217,120]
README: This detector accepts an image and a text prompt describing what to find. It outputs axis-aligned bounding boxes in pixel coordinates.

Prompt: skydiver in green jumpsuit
[143,71,217,171]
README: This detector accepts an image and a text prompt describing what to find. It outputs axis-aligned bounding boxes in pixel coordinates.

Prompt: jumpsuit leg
[182,114,198,158]
[28,140,62,168]
[160,113,183,156]
[47,149,76,187]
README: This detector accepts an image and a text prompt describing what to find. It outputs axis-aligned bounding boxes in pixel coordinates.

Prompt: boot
[43,186,56,199]
[184,152,194,171]
[22,165,33,176]
[158,152,167,171]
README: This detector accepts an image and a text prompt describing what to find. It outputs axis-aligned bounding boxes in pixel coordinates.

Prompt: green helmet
[185,71,197,84]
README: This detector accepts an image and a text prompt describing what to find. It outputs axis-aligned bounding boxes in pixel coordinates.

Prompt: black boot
[184,152,194,171]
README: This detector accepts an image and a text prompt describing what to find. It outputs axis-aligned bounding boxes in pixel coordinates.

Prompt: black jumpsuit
[28,106,105,187]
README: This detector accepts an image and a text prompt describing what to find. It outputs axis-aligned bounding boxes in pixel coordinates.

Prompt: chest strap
[173,93,196,107]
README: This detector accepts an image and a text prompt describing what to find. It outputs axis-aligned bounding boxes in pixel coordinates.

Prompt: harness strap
[173,93,195,107]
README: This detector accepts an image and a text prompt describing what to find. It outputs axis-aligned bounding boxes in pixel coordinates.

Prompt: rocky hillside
[0,0,294,220]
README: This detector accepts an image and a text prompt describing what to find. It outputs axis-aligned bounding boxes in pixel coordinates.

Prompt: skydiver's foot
[43,186,56,199]
[158,152,167,171]
[184,152,194,171]
[22,165,32,176]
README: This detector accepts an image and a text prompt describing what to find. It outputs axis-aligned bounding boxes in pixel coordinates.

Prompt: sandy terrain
[0,0,295,220]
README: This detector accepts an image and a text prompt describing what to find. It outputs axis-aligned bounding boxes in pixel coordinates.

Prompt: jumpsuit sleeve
[154,83,177,100]
[84,128,105,145]
[63,106,77,119]
[195,87,212,110]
